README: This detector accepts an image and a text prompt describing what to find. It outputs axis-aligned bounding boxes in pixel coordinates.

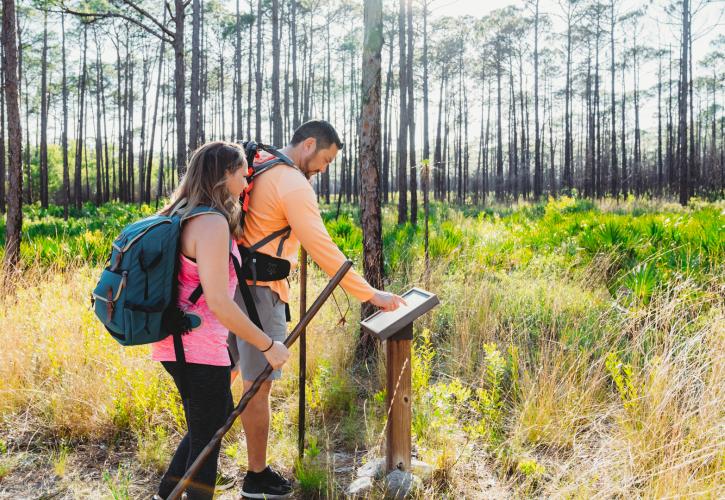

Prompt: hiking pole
[166,260,353,500]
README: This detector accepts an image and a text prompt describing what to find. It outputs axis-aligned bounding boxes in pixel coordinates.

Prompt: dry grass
[1,199,723,498]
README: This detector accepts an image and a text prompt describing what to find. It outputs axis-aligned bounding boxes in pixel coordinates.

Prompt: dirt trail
[1,442,512,499]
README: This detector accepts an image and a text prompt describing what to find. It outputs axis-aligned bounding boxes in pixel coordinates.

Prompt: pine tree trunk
[235,0,243,140]
[127,54,135,203]
[533,0,542,199]
[633,36,641,197]
[147,29,165,204]
[687,25,695,199]
[495,41,503,201]
[396,0,408,223]
[358,0,384,360]
[657,55,663,196]
[291,0,299,130]
[100,44,110,202]
[382,27,393,204]
[3,0,22,273]
[407,0,417,224]
[138,53,149,204]
[271,0,282,145]
[595,16,602,198]
[61,14,70,217]
[518,55,528,199]
[509,54,518,200]
[75,27,87,210]
[174,0,187,177]
[19,22,30,205]
[622,60,628,196]
[255,0,263,141]
[678,0,689,204]
[189,0,201,151]
[0,45,6,215]
[94,30,103,205]
[433,69,445,201]
[116,40,125,201]
[564,11,573,193]
[39,9,49,208]
[610,0,618,197]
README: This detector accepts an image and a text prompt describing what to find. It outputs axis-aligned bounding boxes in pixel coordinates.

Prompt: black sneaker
[241,466,293,499]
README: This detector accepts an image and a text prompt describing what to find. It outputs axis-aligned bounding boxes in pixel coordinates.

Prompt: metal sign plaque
[361,287,439,341]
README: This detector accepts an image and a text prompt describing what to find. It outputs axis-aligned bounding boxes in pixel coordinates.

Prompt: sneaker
[241,466,293,499]
[215,471,237,491]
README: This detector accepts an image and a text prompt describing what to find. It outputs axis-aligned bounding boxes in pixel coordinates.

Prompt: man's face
[299,138,339,178]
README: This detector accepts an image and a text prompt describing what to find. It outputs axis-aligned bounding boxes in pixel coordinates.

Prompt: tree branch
[165,1,175,22]
[115,0,176,38]
[57,6,174,44]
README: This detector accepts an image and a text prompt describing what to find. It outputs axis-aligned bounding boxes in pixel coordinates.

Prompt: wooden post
[386,323,412,472]
[298,248,307,459]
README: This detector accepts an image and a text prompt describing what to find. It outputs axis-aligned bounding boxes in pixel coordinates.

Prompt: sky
[30,0,725,157]
[422,0,724,132]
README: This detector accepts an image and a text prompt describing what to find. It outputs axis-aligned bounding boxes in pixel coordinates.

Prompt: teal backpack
[91,202,221,347]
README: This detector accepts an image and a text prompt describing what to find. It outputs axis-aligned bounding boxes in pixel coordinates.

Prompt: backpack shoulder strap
[181,205,225,222]
[249,146,302,180]
[247,226,292,254]
[258,144,295,167]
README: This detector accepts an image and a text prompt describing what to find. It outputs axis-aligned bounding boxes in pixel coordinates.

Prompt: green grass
[1,195,723,498]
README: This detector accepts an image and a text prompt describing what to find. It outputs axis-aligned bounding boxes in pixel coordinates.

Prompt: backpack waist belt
[238,225,292,286]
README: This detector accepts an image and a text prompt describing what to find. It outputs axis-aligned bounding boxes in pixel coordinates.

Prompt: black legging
[157,361,233,500]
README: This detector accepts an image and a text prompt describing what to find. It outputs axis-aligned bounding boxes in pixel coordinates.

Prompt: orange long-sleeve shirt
[238,153,376,304]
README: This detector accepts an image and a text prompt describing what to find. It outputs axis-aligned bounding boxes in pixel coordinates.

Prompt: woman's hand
[263,341,290,369]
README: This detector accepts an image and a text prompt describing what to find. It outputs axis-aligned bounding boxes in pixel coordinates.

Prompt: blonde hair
[161,141,246,240]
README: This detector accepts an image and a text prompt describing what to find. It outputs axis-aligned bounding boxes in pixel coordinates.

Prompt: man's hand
[369,290,407,312]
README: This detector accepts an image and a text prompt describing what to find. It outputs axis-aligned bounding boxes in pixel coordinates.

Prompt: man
[230,120,405,499]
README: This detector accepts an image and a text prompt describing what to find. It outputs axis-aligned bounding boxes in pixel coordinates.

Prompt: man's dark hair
[290,120,344,151]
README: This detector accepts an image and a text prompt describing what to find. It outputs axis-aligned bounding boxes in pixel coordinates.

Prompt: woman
[151,141,290,500]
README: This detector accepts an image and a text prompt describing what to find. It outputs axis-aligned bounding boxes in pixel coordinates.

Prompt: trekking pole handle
[166,260,352,500]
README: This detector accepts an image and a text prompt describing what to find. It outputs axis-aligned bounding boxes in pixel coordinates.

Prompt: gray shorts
[227,285,287,381]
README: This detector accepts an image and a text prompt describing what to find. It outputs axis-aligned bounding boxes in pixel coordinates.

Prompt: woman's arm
[186,214,289,369]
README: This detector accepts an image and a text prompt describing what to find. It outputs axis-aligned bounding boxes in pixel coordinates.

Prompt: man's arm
[281,184,376,302]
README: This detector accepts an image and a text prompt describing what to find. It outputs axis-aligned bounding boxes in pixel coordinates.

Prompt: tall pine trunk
[610,0,618,197]
[396,0,408,223]
[61,14,69,217]
[39,9,48,208]
[174,0,187,177]
[678,0,689,204]
[533,0,542,199]
[75,27,87,210]
[407,0,417,224]
[189,0,201,151]
[358,0,384,359]
[271,0,282,145]
[0,43,6,215]
[255,0,263,141]
[94,30,103,205]
[3,0,23,273]
[382,27,393,204]
[146,28,165,204]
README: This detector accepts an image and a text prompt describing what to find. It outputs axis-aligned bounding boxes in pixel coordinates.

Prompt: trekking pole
[166,260,353,500]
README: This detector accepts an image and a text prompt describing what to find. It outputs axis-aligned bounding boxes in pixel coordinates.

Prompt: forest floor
[1,197,723,498]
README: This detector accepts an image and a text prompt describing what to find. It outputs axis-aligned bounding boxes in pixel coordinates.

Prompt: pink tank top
[151,244,240,366]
